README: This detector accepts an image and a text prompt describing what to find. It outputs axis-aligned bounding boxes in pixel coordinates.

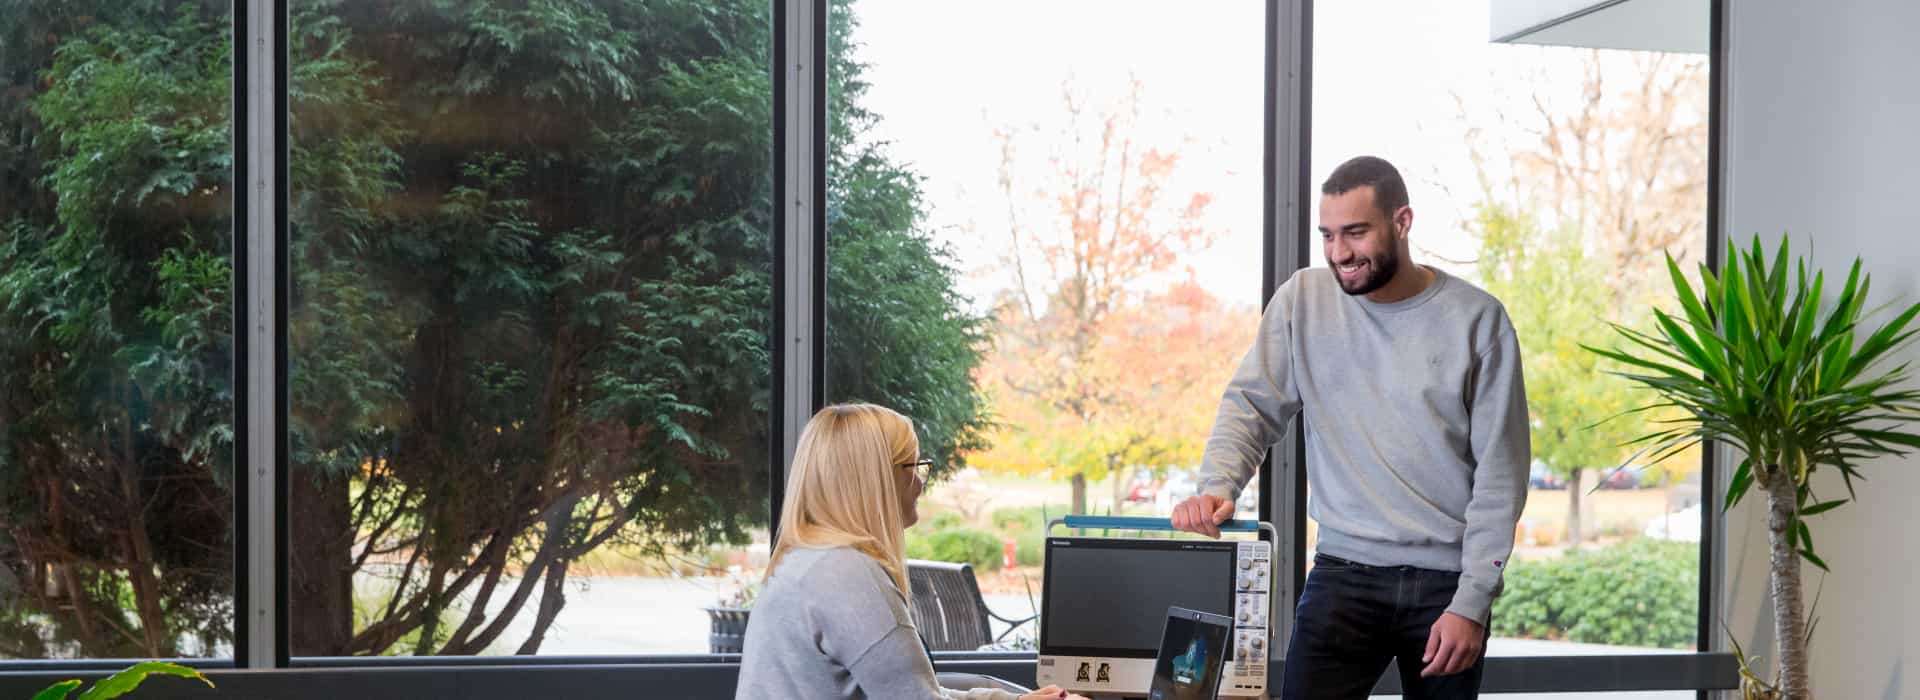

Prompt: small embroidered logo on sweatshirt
[1493,559,1504,569]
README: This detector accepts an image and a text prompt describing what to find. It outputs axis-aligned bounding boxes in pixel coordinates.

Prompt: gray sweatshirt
[735,546,1019,700]
[1198,266,1529,624]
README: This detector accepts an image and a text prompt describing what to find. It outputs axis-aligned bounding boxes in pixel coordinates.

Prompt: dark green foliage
[1490,539,1697,649]
[820,0,989,475]
[0,0,989,659]
[0,0,235,658]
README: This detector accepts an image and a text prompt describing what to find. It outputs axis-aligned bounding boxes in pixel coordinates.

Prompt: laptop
[1147,606,1233,700]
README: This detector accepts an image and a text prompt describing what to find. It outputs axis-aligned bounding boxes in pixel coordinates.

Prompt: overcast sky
[845,0,1706,310]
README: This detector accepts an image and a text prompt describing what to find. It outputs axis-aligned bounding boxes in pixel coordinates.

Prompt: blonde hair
[767,403,920,594]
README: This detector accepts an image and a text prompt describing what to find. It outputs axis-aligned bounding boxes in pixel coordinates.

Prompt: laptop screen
[1148,606,1232,700]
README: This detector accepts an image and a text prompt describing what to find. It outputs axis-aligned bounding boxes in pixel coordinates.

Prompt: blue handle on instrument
[1061,515,1260,532]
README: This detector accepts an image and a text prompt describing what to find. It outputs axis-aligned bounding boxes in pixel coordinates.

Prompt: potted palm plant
[1586,235,1920,699]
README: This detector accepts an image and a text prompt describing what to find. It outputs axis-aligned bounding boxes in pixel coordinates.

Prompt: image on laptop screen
[1147,606,1231,700]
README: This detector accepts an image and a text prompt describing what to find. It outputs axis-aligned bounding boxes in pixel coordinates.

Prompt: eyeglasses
[897,458,933,482]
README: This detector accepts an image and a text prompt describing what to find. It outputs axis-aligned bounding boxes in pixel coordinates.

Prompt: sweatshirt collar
[1355,265,1448,313]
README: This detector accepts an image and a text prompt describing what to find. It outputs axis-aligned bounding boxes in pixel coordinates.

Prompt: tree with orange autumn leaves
[968,80,1255,514]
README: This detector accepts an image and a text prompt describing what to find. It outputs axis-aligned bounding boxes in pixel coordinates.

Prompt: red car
[1124,472,1160,503]
[1599,463,1653,489]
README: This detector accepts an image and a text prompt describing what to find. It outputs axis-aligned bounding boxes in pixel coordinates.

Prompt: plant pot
[705,606,751,654]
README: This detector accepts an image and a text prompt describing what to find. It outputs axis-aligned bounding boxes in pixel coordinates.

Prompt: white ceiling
[1490,0,1709,54]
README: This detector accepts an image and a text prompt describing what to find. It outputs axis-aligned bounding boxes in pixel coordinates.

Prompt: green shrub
[1015,529,1044,567]
[916,527,1005,572]
[1490,538,1697,649]
[988,504,1068,536]
[989,505,1072,568]
[920,510,968,532]
[905,530,935,561]
[906,513,999,569]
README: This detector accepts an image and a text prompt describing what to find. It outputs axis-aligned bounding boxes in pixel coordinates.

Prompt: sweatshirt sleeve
[844,627,1014,700]
[816,554,1018,700]
[1447,318,1531,625]
[1197,277,1305,501]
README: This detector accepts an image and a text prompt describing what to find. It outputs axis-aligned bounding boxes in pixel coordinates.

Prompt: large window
[0,1,235,660]
[0,1,1736,696]
[823,0,1267,649]
[285,0,774,656]
[1310,0,1711,661]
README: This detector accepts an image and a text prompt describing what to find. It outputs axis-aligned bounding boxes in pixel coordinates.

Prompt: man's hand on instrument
[1171,494,1236,538]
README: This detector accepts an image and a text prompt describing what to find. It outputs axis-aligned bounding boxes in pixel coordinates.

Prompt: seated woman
[736,403,1082,700]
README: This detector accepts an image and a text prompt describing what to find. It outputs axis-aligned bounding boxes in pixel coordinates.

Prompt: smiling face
[1318,185,1409,296]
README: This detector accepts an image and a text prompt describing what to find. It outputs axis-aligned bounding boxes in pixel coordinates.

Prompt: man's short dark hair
[1321,155,1408,219]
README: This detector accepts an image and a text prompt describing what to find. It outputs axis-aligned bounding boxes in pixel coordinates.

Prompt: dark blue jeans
[1280,554,1487,700]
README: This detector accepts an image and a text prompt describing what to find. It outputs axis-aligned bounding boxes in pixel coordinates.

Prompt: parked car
[1123,469,1160,504]
[1527,461,1566,490]
[1147,469,1257,515]
[1599,463,1655,489]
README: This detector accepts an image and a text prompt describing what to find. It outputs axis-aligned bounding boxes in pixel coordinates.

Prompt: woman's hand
[1019,685,1088,700]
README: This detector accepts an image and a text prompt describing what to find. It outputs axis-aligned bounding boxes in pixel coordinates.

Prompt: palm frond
[1594,237,1920,563]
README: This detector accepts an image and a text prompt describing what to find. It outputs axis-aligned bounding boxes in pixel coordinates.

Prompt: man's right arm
[1195,279,1305,503]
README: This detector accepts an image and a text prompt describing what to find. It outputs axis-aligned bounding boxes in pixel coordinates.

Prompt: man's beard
[1334,246,1400,296]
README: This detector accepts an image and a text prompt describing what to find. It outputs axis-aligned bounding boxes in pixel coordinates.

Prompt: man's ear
[1394,206,1414,240]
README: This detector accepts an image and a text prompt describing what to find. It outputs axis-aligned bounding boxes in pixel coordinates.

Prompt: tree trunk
[119,472,173,656]
[1765,470,1812,699]
[54,564,105,654]
[1566,467,1585,550]
[117,392,172,656]
[442,532,514,654]
[412,562,452,656]
[1110,465,1126,512]
[515,561,570,655]
[446,493,579,654]
[289,470,354,655]
[1070,473,1087,515]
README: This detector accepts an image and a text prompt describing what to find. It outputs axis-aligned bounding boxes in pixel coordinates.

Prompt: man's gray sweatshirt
[1198,266,1530,624]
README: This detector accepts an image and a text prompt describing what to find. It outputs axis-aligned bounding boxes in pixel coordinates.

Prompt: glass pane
[287,0,774,656]
[1310,0,1709,655]
[825,0,1266,651]
[1379,693,1694,699]
[0,1,235,659]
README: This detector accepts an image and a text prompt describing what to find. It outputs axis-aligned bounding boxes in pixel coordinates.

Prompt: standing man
[1171,156,1530,699]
